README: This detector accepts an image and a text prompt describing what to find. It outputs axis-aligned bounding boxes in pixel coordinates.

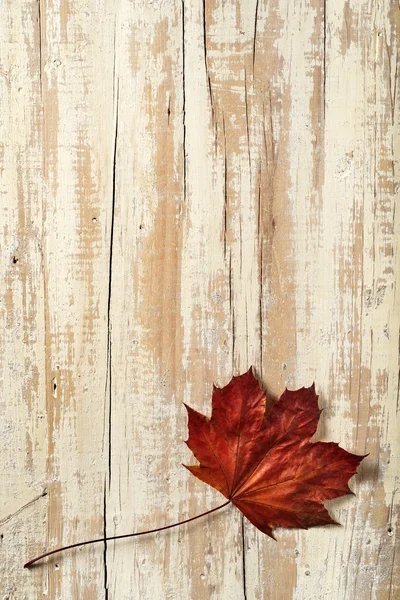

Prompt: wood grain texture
[0,1,398,598]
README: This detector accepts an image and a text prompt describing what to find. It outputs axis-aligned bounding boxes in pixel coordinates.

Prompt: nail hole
[12,256,18,264]
[55,563,59,570]
[388,527,394,536]
[52,378,57,399]
[305,570,310,576]
[92,217,97,223]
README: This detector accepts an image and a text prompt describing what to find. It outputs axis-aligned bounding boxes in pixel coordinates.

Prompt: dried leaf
[184,368,365,538]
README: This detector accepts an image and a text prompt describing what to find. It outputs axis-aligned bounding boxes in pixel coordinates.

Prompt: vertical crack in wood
[103,23,120,596]
[223,113,228,259]
[391,56,398,127]
[323,0,327,123]
[182,0,187,204]
[229,250,235,361]
[203,0,214,125]
[388,543,397,600]
[258,162,263,376]
[38,0,43,98]
[103,482,109,599]
[244,70,251,179]
[106,39,119,489]
[387,488,397,600]
[241,517,248,600]
[252,0,259,74]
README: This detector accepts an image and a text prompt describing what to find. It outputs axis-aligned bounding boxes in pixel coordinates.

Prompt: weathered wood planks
[0,1,398,598]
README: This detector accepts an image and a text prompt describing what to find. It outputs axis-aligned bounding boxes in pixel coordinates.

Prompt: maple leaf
[184,368,365,538]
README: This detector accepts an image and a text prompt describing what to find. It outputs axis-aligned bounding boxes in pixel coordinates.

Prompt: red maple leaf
[184,368,365,538]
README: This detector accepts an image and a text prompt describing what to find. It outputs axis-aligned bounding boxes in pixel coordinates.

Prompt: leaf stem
[24,500,231,569]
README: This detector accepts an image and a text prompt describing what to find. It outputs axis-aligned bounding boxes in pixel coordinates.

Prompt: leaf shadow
[254,371,276,412]
[351,458,377,485]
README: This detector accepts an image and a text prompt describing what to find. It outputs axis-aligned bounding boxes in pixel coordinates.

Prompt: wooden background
[0,1,399,598]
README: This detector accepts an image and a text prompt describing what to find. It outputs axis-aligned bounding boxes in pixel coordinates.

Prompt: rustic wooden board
[0,1,398,598]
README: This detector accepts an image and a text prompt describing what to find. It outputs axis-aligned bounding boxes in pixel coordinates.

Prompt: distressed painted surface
[0,1,398,598]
